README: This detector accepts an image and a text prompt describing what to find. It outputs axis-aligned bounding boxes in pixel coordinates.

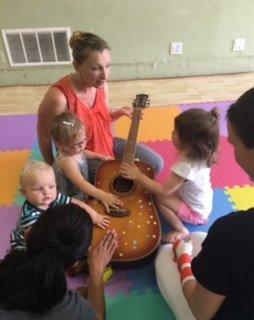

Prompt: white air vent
[2,27,72,66]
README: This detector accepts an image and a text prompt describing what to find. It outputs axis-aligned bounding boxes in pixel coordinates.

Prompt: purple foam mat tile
[67,269,132,296]
[180,101,234,137]
[0,205,20,259]
[0,114,37,151]
[105,269,133,297]
[66,273,87,290]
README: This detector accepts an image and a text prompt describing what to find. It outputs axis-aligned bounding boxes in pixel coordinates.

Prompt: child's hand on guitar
[100,191,123,213]
[119,162,141,180]
[94,213,110,229]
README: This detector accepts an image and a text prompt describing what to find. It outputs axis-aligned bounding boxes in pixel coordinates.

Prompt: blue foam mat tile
[126,262,159,295]
[106,289,175,320]
[160,188,235,235]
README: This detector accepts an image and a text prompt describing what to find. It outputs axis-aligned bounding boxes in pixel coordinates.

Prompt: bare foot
[162,228,189,244]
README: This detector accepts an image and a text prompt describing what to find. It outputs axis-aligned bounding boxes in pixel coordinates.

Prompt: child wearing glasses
[51,112,122,213]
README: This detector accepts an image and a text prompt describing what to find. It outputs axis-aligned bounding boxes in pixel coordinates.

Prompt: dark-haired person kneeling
[0,203,117,320]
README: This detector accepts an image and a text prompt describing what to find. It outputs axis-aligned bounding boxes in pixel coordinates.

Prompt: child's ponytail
[209,108,220,121]
[175,108,220,167]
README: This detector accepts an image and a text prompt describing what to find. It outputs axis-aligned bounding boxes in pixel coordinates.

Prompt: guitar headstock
[132,94,150,109]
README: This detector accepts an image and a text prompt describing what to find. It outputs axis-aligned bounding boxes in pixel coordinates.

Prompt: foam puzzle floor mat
[1,101,254,320]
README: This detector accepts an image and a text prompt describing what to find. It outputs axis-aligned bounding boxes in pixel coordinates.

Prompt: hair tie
[28,240,61,256]
[209,108,219,120]
[63,121,75,127]
[46,241,61,254]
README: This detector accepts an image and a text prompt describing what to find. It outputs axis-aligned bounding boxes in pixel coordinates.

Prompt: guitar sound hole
[112,176,134,193]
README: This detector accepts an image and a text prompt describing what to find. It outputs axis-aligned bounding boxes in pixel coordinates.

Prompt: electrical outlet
[170,42,183,55]
[232,38,246,51]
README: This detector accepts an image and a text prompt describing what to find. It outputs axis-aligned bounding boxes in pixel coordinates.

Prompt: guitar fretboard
[122,108,142,164]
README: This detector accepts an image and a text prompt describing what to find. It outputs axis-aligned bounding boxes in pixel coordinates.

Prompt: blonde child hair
[50,112,85,145]
[50,111,122,214]
[19,160,53,189]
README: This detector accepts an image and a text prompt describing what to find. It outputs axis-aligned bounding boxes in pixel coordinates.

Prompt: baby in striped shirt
[11,160,109,250]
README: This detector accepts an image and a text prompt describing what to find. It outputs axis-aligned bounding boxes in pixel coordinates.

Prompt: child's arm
[119,162,185,196]
[58,157,122,213]
[83,149,114,161]
[71,198,109,229]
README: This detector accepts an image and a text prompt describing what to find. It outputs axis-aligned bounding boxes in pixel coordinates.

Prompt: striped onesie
[11,193,70,250]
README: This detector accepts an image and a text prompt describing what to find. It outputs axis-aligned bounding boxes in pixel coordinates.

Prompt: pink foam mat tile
[210,169,225,189]
[144,140,178,183]
[212,137,253,188]
[144,137,252,189]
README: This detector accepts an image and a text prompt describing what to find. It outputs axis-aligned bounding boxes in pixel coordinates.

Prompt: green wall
[0,0,254,85]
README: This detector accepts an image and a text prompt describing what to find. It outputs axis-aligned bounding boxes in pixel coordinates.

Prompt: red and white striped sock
[173,239,195,287]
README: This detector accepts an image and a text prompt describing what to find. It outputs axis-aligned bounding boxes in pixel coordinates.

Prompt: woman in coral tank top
[37,31,164,182]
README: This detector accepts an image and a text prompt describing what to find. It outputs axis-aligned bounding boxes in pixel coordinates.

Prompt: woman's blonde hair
[50,112,85,145]
[69,31,110,64]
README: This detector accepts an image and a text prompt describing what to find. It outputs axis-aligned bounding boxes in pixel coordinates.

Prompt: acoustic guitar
[87,94,161,262]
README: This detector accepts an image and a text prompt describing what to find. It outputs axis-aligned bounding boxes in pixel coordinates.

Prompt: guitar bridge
[109,208,130,217]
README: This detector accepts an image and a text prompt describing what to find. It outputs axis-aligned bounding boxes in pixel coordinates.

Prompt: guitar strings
[114,93,148,211]
[116,108,142,196]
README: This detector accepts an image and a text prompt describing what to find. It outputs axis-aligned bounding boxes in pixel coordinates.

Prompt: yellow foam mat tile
[0,150,31,206]
[225,185,254,211]
[114,106,181,142]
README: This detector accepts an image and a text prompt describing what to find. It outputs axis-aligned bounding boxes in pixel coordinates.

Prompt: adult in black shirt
[155,87,254,320]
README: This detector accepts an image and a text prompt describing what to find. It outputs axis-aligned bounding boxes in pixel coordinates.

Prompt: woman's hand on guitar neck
[99,191,123,213]
[119,162,142,181]
[110,106,133,121]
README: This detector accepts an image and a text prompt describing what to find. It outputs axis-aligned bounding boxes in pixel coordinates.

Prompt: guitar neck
[122,108,142,164]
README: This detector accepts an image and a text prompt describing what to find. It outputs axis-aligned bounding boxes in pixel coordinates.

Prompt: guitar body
[87,159,161,262]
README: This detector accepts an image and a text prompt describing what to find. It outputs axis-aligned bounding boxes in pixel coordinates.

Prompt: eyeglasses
[68,138,87,150]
